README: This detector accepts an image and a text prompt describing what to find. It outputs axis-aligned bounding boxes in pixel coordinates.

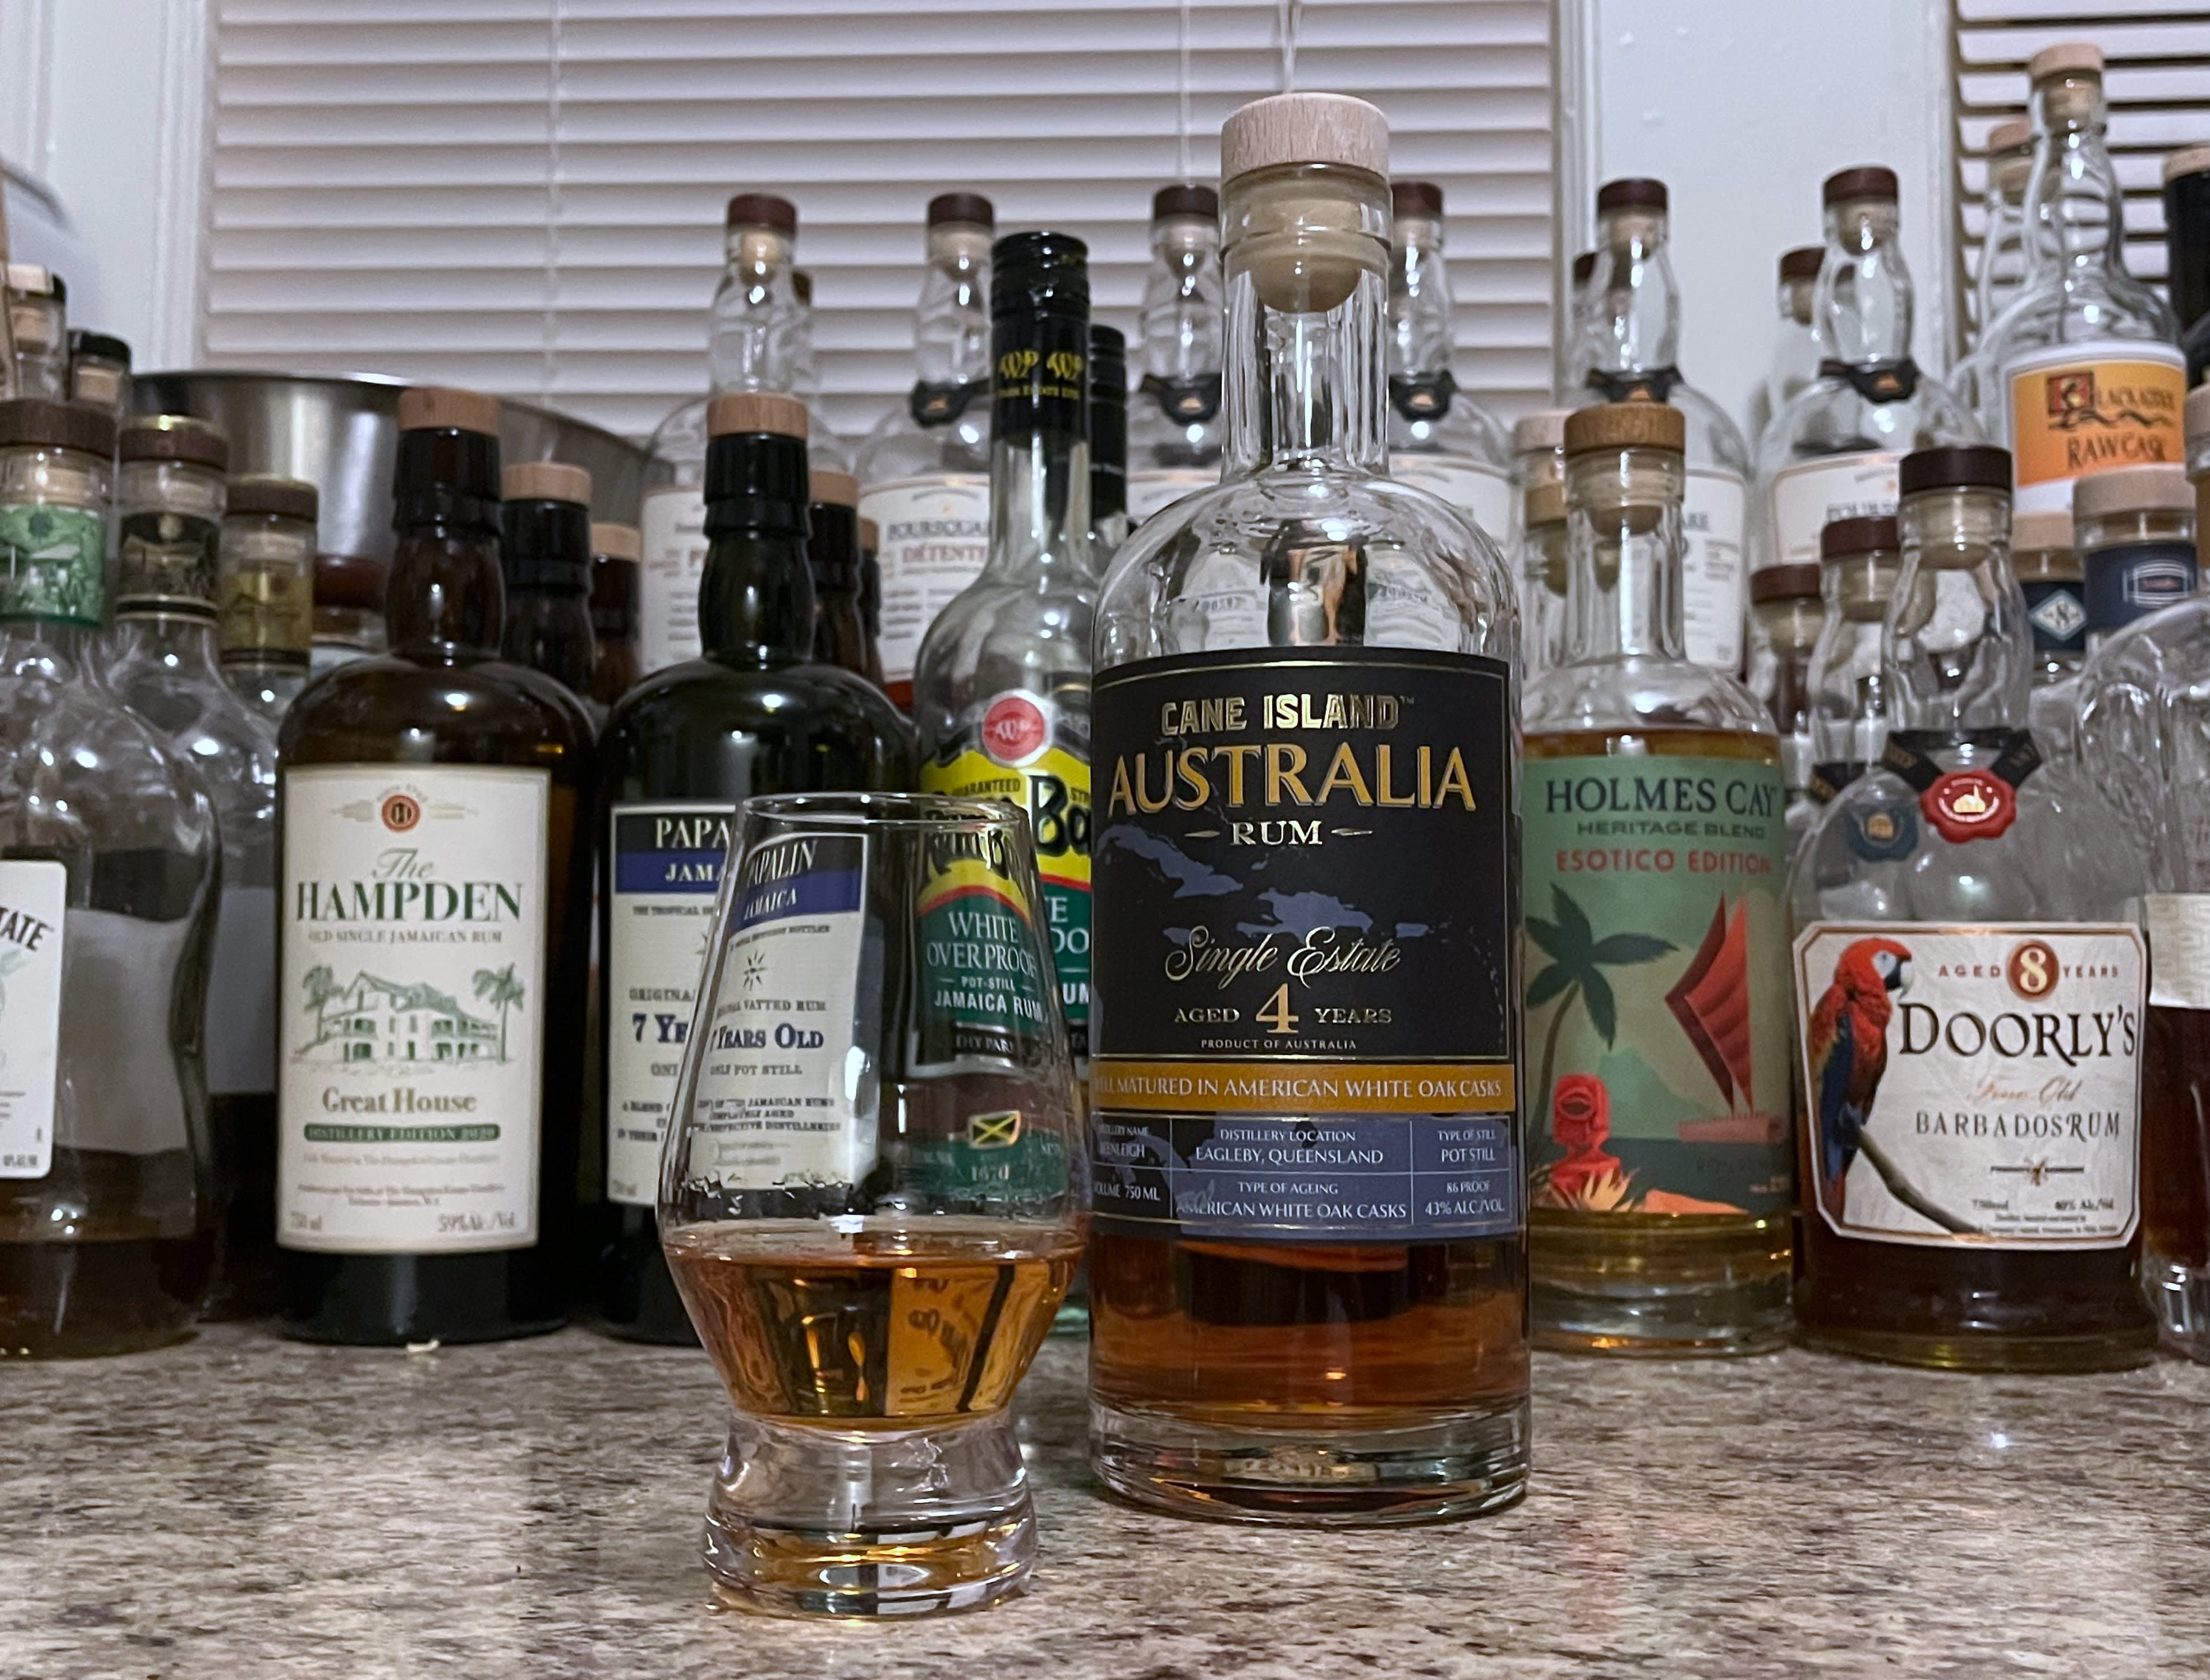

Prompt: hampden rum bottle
[1790,444,2155,1370]
[596,393,914,1343]
[0,397,220,1355]
[277,386,596,1344]
[1090,93,1525,1523]
[1522,403,1791,1353]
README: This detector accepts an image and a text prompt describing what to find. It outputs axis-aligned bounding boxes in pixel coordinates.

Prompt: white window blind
[1952,0,2210,340]
[204,0,1555,446]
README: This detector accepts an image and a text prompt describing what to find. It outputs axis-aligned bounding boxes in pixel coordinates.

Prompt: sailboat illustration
[1665,897,1781,1146]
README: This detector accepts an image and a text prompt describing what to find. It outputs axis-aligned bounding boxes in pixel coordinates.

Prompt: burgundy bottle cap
[121,413,231,472]
[725,192,797,234]
[1824,165,1898,205]
[229,473,318,521]
[313,552,387,610]
[1751,562,1823,603]
[1779,246,1824,282]
[927,191,995,229]
[1900,444,2011,497]
[0,396,114,458]
[1391,179,1444,217]
[1596,178,1667,214]
[1152,182,1219,221]
[1820,515,1901,561]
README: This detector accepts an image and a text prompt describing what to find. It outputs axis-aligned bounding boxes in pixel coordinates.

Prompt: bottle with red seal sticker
[1787,441,2155,1372]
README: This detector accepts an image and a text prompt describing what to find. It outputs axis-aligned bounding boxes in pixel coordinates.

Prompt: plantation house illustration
[296,963,525,1065]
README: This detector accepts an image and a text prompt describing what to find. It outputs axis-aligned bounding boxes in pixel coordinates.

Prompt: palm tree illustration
[1526,883,1674,1136]
[301,964,339,1048]
[473,964,525,1061]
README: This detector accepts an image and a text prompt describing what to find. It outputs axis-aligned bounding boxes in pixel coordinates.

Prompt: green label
[909,827,1056,1072]
[1523,751,1793,1216]
[908,1111,1069,1211]
[0,504,105,626]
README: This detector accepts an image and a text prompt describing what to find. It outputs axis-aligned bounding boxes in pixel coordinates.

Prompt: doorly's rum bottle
[1090,93,1524,1524]
[596,393,914,1343]
[276,386,597,1344]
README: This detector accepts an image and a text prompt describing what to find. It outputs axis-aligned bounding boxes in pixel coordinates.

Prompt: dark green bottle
[594,392,915,1343]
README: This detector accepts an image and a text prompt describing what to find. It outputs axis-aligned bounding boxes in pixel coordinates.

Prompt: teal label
[909,827,1056,1072]
[0,504,105,626]
[909,1108,1069,1211]
[1522,751,1793,1216]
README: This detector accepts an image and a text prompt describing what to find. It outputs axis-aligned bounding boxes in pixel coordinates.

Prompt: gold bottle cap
[398,385,500,436]
[1221,91,1388,182]
[707,391,807,441]
[809,467,859,508]
[2073,463,2192,519]
[501,460,591,505]
[2028,41,2102,82]
[1563,401,1685,457]
[590,520,640,562]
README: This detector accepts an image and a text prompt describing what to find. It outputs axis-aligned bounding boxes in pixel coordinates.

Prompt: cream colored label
[1389,453,1513,542]
[2146,895,2210,1010]
[1127,468,1219,526]
[858,474,990,688]
[279,765,550,1254]
[1793,922,2143,1249]
[639,484,708,672]
[1766,452,1900,569]
[1684,468,1747,670]
[0,860,65,1178]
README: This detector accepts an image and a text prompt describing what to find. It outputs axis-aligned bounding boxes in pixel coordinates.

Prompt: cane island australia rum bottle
[914,232,1097,1070]
[1089,93,1526,1522]
[1521,403,1791,1353]
[1789,444,2155,1370]
[277,387,597,1344]
[0,398,221,1355]
[597,394,914,1342]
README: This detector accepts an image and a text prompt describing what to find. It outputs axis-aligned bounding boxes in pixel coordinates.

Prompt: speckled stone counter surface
[4,1325,2208,1679]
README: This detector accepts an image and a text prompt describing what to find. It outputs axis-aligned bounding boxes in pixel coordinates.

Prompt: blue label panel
[732,834,866,929]
[2084,540,2197,636]
[612,808,732,895]
[1089,1113,1518,1242]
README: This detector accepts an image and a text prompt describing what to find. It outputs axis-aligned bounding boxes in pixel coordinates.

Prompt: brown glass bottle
[275,386,596,1344]
[588,520,642,711]
[500,461,598,711]
[807,468,873,683]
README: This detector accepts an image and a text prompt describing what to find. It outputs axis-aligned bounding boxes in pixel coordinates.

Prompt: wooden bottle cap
[1564,401,1685,457]
[1221,92,1388,183]
[2189,382,2210,448]
[2027,41,2101,82]
[1511,408,1572,454]
[859,517,880,551]
[1989,118,2033,155]
[809,467,858,508]
[398,385,500,436]
[2073,462,2192,519]
[2165,145,2210,186]
[501,460,592,505]
[1524,481,1567,528]
[2011,511,2073,553]
[590,521,641,562]
[707,391,807,442]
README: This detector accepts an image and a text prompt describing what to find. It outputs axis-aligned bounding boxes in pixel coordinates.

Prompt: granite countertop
[5,1323,2207,1679]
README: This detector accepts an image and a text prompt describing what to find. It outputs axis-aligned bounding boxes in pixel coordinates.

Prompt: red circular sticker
[380,792,423,832]
[980,693,1050,766]
[1921,769,2016,844]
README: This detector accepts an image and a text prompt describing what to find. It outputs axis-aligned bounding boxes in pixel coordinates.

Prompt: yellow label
[2006,347,2186,508]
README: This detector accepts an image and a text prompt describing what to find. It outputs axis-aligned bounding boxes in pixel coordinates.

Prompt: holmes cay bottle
[1090,92,1525,1524]
[276,386,597,1344]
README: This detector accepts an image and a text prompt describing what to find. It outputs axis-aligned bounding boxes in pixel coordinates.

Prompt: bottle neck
[1567,446,1689,661]
[1390,214,1455,376]
[1140,215,1224,383]
[113,609,225,677]
[1583,208,1682,377]
[916,224,993,386]
[988,304,1094,586]
[387,519,506,655]
[1219,164,1391,479]
[2021,75,2130,287]
[1886,486,2029,730]
[701,431,815,665]
[710,225,801,395]
[1818,196,1913,365]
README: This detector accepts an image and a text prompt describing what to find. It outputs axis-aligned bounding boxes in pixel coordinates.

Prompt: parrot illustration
[1804,937,1913,1221]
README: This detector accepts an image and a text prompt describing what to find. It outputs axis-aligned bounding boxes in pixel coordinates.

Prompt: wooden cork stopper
[707,391,807,442]
[859,517,880,551]
[1221,92,1388,182]
[1564,401,1685,457]
[2165,144,2210,186]
[398,385,500,436]
[1524,481,1567,528]
[1989,118,2033,154]
[2073,463,2191,519]
[2011,511,2073,553]
[502,460,591,505]
[809,467,858,508]
[2028,41,2101,82]
[1511,408,1572,454]
[590,521,641,562]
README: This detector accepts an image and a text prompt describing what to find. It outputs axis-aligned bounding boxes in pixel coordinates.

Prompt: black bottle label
[1087,647,1520,1244]
[995,320,1088,439]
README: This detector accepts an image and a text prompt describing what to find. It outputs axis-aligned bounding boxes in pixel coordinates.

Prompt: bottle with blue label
[2073,464,2196,654]
[596,391,914,1343]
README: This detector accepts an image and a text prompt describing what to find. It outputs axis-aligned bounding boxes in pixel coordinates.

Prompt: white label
[0,860,66,1178]
[207,884,276,1095]
[1766,452,1901,570]
[858,474,990,689]
[605,801,733,1207]
[1389,453,1513,544]
[2146,895,2210,1010]
[1684,467,1748,671]
[278,764,551,1254]
[1127,468,1219,527]
[685,832,872,1190]
[1792,922,2143,1249]
[639,485,708,673]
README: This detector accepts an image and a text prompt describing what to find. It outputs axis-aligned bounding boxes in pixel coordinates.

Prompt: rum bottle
[219,474,319,727]
[587,520,641,713]
[499,460,600,715]
[1126,183,1226,524]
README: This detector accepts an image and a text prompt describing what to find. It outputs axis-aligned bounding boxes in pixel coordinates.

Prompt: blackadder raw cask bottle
[276,386,597,1344]
[1089,93,1525,1524]
[596,393,913,1343]
[1522,403,1791,1354]
[1789,444,2155,1370]
[915,231,1097,1069]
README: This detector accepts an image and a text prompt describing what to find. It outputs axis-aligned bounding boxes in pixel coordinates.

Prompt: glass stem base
[1532,1213,1791,1356]
[701,1411,1035,1617]
[1088,1395,1529,1526]
[2148,1253,2210,1364]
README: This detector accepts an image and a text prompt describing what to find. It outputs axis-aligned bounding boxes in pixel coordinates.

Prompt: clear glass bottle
[309,553,387,675]
[1805,513,1906,804]
[1385,180,1513,540]
[1749,562,1823,860]
[499,459,600,714]
[66,329,131,422]
[2012,510,2084,711]
[1789,442,2154,1371]
[1510,408,1570,600]
[786,267,848,472]
[1089,322,1130,559]
[1745,245,1823,447]
[914,231,1098,1075]
[1522,401,1791,1355]
[1569,179,1752,673]
[219,474,319,727]
[277,386,597,1345]
[588,520,641,713]
[0,397,220,1355]
[1981,44,2185,515]
[1520,477,1570,685]
[2073,463,2196,653]
[1126,183,1226,524]
[106,416,283,1322]
[1091,93,1525,1525]
[6,266,66,400]
[1757,167,1980,573]
[855,193,996,706]
[1950,120,2037,421]
[596,392,915,1344]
